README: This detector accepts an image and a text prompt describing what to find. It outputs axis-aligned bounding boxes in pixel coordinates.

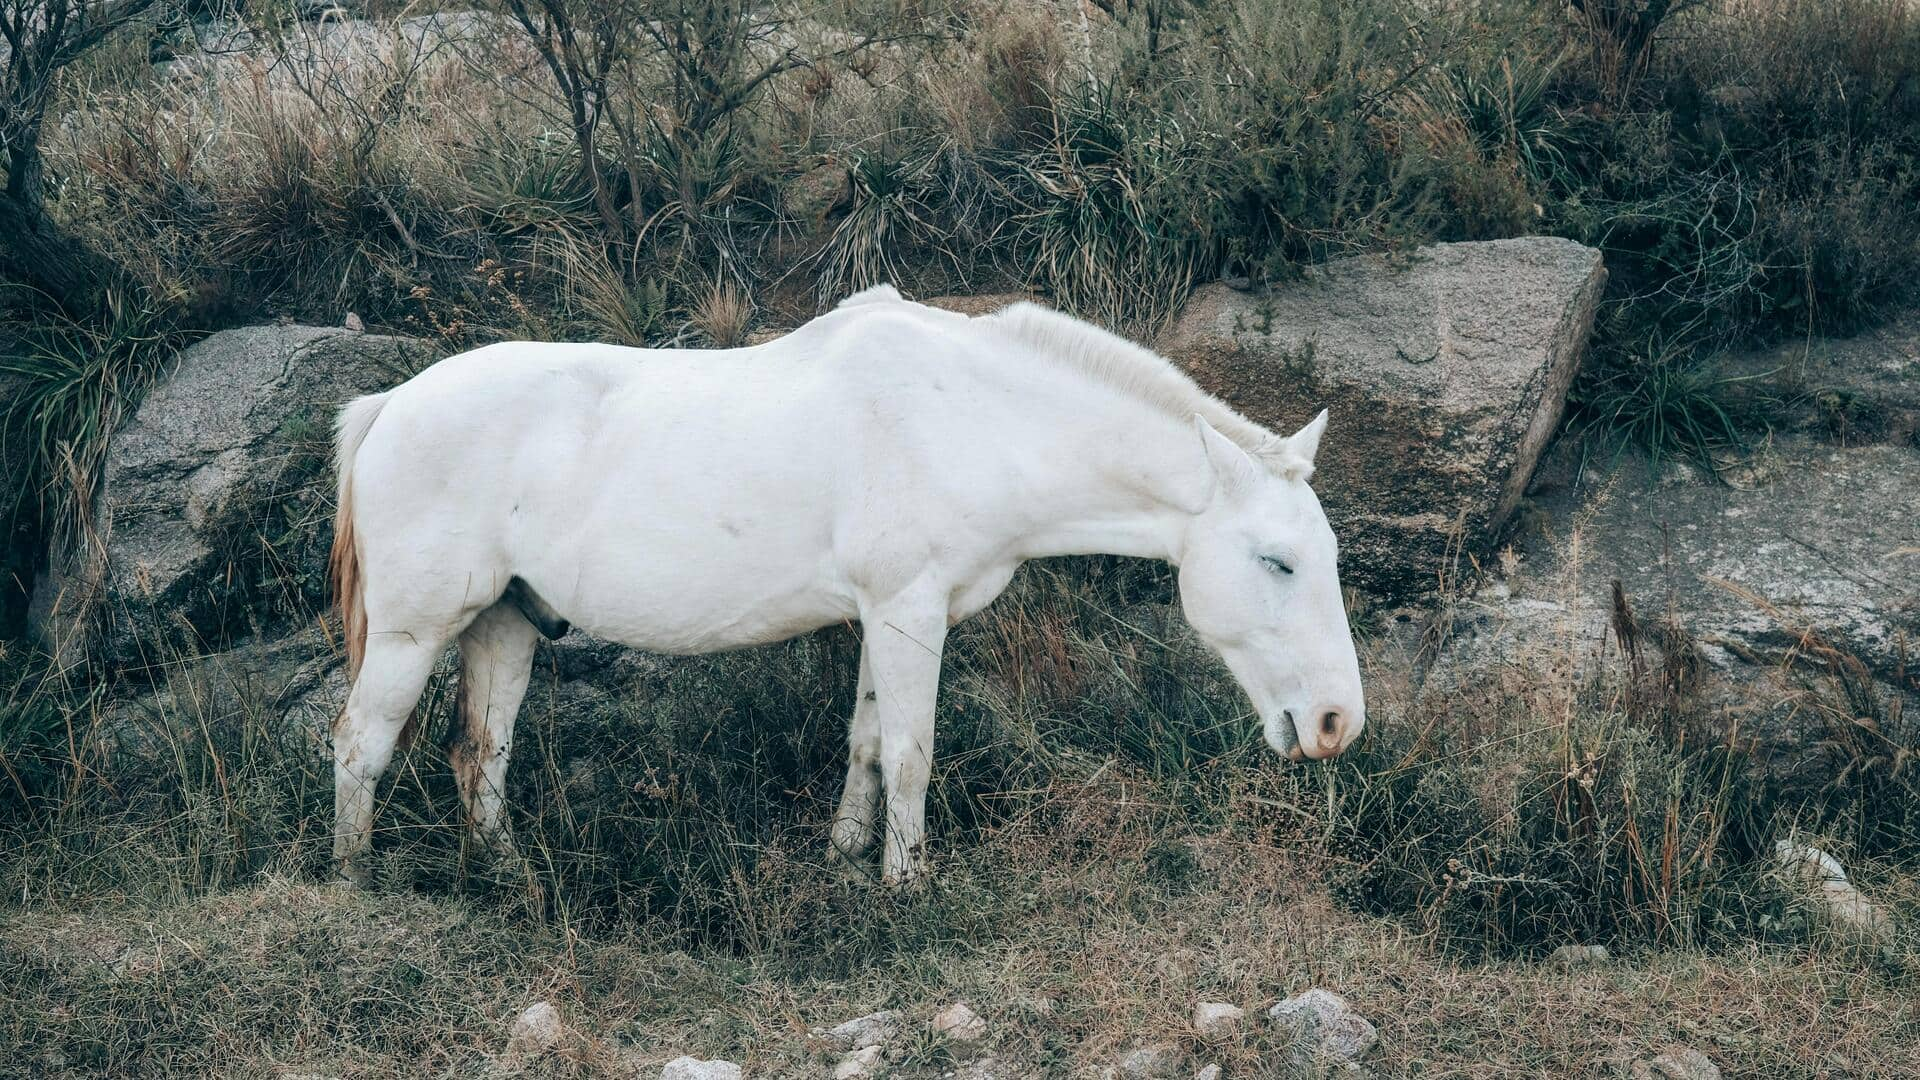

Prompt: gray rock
[933,1001,988,1042]
[1425,435,1920,784]
[1773,840,1896,947]
[28,324,433,673]
[1193,1066,1222,1080]
[1162,236,1606,598]
[1114,1042,1185,1078]
[1267,988,1378,1069]
[1190,1001,1244,1040]
[834,1044,884,1079]
[505,1000,563,1055]
[1546,944,1611,970]
[814,1009,901,1050]
[1629,1046,1722,1080]
[660,1058,742,1080]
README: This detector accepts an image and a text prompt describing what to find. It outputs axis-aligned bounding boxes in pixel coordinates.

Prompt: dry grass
[3,809,1916,1078]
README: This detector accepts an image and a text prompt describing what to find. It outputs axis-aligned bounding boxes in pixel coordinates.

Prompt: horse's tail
[330,391,392,680]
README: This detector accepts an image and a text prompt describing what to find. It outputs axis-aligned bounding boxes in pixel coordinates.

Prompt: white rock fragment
[1546,944,1611,970]
[1773,840,1896,946]
[343,312,365,332]
[834,1044,884,1078]
[505,1001,563,1055]
[1774,841,1847,888]
[933,1001,988,1042]
[1630,1045,1723,1080]
[1267,988,1377,1068]
[660,1057,743,1080]
[813,1009,901,1050]
[1191,1001,1245,1040]
[1193,1066,1222,1080]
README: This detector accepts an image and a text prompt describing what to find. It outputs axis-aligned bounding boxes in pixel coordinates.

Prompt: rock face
[27,325,433,673]
[1714,306,1920,448]
[1163,237,1606,597]
[1427,434,1920,784]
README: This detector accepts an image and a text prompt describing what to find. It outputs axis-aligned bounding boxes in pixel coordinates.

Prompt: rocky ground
[4,847,1914,1078]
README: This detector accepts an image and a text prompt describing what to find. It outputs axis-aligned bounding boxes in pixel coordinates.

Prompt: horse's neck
[1002,397,1210,566]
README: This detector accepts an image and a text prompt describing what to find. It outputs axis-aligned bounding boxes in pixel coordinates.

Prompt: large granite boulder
[28,324,433,674]
[1162,237,1606,598]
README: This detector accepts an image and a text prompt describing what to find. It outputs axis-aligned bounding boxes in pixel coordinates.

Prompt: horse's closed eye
[1260,555,1294,576]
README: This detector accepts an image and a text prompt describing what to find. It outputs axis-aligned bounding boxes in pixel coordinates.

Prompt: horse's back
[341,303,1023,649]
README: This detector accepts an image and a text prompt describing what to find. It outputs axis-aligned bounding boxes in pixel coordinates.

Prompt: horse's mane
[984,301,1300,469]
[831,285,1306,474]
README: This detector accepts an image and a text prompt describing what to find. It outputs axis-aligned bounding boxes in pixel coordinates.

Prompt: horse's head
[1177,412,1365,761]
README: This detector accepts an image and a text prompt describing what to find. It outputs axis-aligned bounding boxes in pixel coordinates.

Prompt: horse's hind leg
[448,601,539,861]
[333,634,444,885]
[829,647,882,863]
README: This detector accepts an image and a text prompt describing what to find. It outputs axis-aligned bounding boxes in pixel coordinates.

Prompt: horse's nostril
[1321,710,1341,737]
[1282,709,1294,727]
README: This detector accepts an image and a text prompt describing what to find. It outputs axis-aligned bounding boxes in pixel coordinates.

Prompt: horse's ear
[1193,414,1259,496]
[1289,409,1329,465]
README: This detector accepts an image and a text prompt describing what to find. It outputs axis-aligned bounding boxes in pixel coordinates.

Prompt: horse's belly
[562,568,855,654]
[521,483,857,654]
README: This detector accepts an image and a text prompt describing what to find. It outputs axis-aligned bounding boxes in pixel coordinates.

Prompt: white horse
[327,285,1365,885]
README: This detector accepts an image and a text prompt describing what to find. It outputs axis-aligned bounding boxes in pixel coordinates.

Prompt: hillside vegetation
[2,1,1919,1076]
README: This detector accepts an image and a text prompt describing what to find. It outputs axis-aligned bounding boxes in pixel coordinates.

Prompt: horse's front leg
[863,596,949,885]
[829,646,882,864]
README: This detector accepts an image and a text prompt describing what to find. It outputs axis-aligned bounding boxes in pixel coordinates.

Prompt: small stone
[1116,1041,1185,1078]
[835,1044,884,1078]
[813,1009,901,1050]
[1194,1066,1222,1080]
[660,1058,743,1080]
[505,1001,562,1055]
[933,1001,988,1042]
[343,312,365,332]
[1774,841,1848,888]
[1774,840,1896,946]
[1268,989,1377,1068]
[1547,944,1611,970]
[1192,1001,1245,1040]
[1630,1045,1722,1080]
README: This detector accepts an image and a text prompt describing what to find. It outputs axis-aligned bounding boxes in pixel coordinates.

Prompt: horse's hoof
[880,862,931,889]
